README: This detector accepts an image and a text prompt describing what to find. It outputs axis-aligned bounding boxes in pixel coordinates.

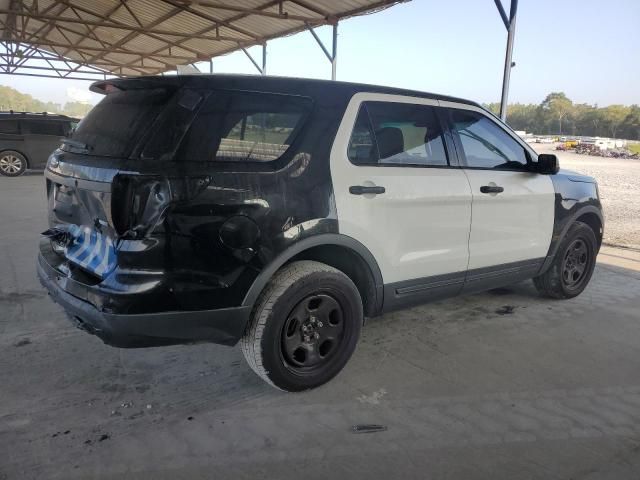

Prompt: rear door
[21,119,67,168]
[442,103,555,283]
[330,93,473,308]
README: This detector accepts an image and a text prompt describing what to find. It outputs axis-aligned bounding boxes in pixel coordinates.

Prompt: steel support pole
[331,23,337,81]
[262,43,267,76]
[499,15,516,121]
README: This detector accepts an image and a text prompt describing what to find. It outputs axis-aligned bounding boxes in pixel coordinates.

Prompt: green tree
[620,105,640,140]
[602,105,630,138]
[0,85,93,118]
[62,101,93,118]
[539,92,573,135]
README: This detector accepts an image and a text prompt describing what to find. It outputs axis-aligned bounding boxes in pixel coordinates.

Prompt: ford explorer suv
[37,75,603,391]
[0,112,77,176]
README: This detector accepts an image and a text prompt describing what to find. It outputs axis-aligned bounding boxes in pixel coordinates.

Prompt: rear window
[70,88,171,157]
[179,91,311,163]
[0,120,20,134]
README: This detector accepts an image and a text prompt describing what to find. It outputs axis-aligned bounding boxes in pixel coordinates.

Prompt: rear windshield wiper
[61,138,92,153]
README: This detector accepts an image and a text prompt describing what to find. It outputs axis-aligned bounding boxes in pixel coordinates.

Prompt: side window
[449,109,528,169]
[347,105,377,165]
[179,91,311,163]
[347,101,448,167]
[23,120,65,136]
[0,120,20,134]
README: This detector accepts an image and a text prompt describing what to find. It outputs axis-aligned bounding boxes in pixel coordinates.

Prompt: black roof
[91,74,481,109]
[0,111,79,121]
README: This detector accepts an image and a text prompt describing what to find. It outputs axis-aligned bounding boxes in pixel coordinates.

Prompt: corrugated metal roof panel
[0,0,407,77]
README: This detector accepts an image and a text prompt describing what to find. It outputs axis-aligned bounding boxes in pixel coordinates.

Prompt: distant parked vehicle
[0,112,78,177]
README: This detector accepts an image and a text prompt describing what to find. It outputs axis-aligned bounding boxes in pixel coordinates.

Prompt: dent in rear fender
[541,173,603,273]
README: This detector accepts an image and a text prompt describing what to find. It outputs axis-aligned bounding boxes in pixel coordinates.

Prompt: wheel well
[289,245,379,317]
[576,212,603,248]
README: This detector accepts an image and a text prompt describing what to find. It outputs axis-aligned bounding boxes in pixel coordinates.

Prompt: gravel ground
[534,144,640,248]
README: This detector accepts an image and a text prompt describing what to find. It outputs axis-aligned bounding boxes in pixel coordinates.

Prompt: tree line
[1,84,639,140]
[486,92,640,140]
[0,85,93,118]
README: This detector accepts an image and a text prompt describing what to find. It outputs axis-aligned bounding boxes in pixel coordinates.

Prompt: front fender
[539,174,603,274]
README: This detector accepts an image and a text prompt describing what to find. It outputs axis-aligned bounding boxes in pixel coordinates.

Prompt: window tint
[0,120,20,134]
[348,101,448,166]
[347,105,377,165]
[449,109,528,169]
[71,88,172,157]
[24,120,66,136]
[180,92,311,162]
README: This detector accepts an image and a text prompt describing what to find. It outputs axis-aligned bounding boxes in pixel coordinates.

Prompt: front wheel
[0,150,27,177]
[241,260,363,392]
[533,221,598,299]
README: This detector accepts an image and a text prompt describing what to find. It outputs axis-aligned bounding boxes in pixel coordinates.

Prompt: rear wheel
[533,221,597,299]
[241,260,362,391]
[0,150,27,177]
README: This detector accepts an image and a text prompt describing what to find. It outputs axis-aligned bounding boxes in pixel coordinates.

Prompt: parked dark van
[0,112,78,176]
[38,75,603,391]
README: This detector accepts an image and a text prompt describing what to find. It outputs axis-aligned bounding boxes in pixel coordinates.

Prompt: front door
[330,93,473,308]
[443,104,555,278]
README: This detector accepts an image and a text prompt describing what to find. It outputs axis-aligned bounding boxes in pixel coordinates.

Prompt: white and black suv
[38,75,603,391]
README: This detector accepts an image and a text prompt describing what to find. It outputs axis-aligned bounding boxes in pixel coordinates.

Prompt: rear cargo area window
[179,91,311,163]
[69,88,171,157]
[0,120,20,134]
[23,120,66,136]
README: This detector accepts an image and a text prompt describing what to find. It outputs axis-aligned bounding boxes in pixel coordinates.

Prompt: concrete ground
[2,174,640,480]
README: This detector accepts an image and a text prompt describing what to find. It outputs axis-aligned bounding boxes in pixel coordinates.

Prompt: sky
[1,0,638,107]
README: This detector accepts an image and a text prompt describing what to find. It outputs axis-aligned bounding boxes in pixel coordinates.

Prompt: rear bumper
[37,253,251,348]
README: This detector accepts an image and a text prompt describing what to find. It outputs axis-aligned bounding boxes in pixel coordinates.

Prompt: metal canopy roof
[0,0,406,80]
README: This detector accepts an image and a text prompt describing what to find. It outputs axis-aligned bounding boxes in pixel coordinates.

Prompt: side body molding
[241,233,385,315]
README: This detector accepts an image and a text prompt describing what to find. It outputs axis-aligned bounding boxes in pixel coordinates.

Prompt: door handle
[349,185,386,195]
[480,185,504,194]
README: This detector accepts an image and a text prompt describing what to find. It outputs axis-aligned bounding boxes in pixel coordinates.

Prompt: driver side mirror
[535,154,559,174]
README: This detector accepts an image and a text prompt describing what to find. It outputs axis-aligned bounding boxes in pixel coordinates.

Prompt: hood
[557,169,597,184]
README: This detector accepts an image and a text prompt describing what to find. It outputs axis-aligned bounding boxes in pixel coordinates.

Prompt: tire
[241,260,363,392]
[533,221,597,299]
[0,150,27,177]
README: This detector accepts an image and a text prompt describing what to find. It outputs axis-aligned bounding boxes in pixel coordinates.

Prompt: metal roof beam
[240,44,266,75]
[0,8,251,42]
[171,1,321,22]
[161,0,262,41]
[117,0,282,70]
[307,23,338,80]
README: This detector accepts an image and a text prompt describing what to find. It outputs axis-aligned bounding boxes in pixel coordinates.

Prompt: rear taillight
[111,174,210,239]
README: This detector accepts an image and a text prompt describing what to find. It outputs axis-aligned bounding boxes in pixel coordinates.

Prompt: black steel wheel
[534,221,598,299]
[561,238,590,290]
[281,293,347,374]
[241,261,362,391]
